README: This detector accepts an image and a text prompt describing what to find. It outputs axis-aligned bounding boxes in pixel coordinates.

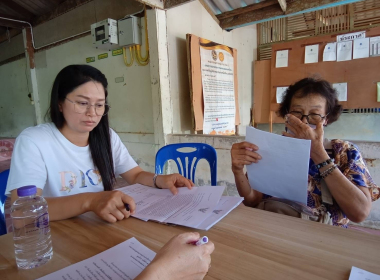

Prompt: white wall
[166,0,257,135]
[0,58,36,137]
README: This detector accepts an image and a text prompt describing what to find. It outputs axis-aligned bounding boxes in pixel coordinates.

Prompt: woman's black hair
[277,77,343,125]
[47,65,116,191]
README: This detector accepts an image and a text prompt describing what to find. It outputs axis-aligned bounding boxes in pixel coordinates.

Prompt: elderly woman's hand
[231,142,262,174]
[283,114,326,158]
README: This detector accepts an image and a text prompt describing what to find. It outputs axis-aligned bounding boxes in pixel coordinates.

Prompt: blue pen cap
[17,185,37,197]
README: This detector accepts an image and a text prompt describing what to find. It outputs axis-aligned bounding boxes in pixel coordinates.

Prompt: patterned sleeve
[334,140,380,202]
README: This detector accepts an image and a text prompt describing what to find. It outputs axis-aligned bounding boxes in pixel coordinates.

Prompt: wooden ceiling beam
[164,0,195,9]
[32,0,93,26]
[219,0,363,30]
[0,18,29,28]
[217,0,279,20]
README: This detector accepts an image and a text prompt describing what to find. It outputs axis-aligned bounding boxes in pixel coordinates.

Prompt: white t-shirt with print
[6,123,137,197]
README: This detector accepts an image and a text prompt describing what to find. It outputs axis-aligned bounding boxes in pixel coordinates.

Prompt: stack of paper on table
[38,237,156,280]
[119,184,243,230]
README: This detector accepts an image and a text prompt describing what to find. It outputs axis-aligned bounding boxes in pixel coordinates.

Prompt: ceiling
[0,0,80,43]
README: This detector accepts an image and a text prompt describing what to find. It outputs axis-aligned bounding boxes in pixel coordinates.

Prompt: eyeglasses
[288,111,328,125]
[65,98,110,116]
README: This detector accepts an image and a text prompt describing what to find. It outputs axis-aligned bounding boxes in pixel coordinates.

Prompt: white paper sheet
[276,87,288,103]
[305,44,319,64]
[332,83,348,101]
[37,238,156,280]
[353,38,369,59]
[245,127,311,205]
[119,184,225,228]
[337,41,352,62]
[323,42,337,61]
[276,50,289,68]
[349,267,380,280]
[370,36,380,57]
[337,31,366,42]
[196,196,243,230]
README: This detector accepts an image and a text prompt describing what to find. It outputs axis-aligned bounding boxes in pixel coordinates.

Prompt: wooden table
[1,205,380,280]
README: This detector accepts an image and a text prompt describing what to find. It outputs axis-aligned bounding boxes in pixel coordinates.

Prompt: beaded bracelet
[316,158,335,170]
[320,164,337,179]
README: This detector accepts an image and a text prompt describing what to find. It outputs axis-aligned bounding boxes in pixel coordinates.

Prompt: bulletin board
[270,26,380,113]
[187,34,240,133]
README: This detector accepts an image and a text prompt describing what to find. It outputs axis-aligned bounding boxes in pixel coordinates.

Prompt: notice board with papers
[187,34,240,134]
[269,26,380,115]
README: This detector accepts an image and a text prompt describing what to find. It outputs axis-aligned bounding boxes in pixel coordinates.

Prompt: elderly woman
[231,77,379,227]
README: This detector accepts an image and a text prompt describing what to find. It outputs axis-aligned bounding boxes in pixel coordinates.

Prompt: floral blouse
[266,140,379,227]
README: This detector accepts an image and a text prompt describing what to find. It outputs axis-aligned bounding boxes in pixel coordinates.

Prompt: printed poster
[200,41,236,135]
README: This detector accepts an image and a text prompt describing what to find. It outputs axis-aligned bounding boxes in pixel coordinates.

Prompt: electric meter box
[91,18,119,50]
[118,16,142,47]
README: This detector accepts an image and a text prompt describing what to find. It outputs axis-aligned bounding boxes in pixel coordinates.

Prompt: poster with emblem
[199,39,236,135]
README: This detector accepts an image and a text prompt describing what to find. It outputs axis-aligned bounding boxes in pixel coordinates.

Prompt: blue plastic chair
[155,143,217,186]
[0,169,10,236]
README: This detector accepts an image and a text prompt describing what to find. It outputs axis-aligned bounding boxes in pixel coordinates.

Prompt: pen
[125,203,130,212]
[192,236,208,246]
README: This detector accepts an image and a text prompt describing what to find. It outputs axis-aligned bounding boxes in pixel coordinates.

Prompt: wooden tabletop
[1,204,380,280]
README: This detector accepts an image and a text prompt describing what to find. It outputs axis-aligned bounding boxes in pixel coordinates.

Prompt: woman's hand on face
[231,142,261,174]
[156,174,194,195]
[88,191,136,223]
[147,232,214,280]
[282,114,325,155]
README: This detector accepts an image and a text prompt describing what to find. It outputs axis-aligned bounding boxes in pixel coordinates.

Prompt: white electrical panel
[91,18,119,50]
[118,16,142,47]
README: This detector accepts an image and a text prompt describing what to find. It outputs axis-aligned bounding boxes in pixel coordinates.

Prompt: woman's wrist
[311,145,329,163]
[136,261,169,280]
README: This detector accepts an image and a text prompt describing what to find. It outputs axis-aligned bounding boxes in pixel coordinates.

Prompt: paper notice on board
[200,45,236,135]
[323,42,337,61]
[276,50,289,68]
[353,38,369,59]
[337,31,366,42]
[276,87,288,103]
[370,36,380,57]
[337,41,352,61]
[305,44,319,63]
[333,83,348,101]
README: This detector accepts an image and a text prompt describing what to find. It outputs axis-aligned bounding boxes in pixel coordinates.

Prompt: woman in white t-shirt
[6,65,213,279]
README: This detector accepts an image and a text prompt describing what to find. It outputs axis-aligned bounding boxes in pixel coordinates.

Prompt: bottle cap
[17,185,37,197]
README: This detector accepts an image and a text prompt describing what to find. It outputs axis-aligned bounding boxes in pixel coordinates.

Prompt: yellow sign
[86,57,95,63]
[112,48,123,56]
[98,53,108,60]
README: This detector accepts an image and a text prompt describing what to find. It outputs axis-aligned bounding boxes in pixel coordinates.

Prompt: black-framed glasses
[65,98,110,116]
[288,111,328,125]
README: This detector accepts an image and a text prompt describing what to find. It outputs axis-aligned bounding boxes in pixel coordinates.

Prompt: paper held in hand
[245,127,311,205]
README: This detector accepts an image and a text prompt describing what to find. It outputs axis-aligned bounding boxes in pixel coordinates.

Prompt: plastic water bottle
[11,185,53,269]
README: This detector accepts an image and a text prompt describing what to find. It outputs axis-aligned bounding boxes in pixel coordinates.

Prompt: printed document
[276,50,289,68]
[276,87,288,103]
[323,42,337,61]
[349,266,380,280]
[353,38,369,59]
[119,184,225,228]
[370,36,380,56]
[333,83,348,101]
[305,44,319,64]
[337,41,352,61]
[245,127,311,205]
[38,238,156,280]
[196,196,243,230]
